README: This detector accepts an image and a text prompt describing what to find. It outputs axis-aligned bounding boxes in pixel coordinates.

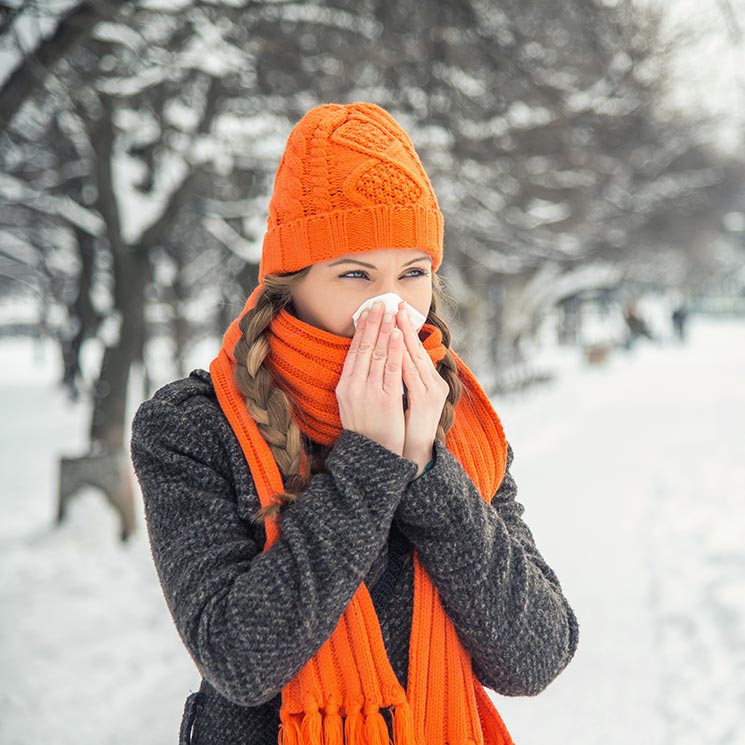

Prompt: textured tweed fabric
[130,369,579,744]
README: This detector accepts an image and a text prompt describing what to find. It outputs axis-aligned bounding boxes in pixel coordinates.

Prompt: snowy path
[1,317,744,744]
[494,319,745,745]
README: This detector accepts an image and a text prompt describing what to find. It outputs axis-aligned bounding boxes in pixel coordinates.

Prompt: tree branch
[0,2,115,132]
[136,74,221,253]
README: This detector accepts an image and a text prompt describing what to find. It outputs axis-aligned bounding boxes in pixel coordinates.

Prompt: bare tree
[2,0,743,536]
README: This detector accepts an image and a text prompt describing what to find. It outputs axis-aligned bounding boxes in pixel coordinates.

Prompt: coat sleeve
[130,392,418,708]
[393,440,579,696]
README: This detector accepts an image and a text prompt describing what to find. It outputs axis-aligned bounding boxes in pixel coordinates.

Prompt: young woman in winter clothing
[131,102,579,745]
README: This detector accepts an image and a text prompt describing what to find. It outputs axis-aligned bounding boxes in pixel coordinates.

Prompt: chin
[318,321,354,338]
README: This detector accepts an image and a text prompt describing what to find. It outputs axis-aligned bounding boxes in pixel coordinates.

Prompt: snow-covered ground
[1,316,744,745]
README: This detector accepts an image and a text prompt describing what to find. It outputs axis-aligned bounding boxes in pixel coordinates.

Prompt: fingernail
[360,310,369,321]
[373,301,383,312]
[383,311,393,323]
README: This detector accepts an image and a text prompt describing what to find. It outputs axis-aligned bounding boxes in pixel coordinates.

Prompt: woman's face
[291,248,433,338]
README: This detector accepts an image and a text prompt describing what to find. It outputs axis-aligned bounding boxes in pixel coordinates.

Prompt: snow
[523,198,572,226]
[203,215,263,264]
[449,101,573,144]
[433,63,487,98]
[724,211,745,233]
[0,173,106,237]
[505,101,554,130]
[164,98,202,132]
[96,66,169,97]
[112,147,189,246]
[252,4,381,40]
[0,0,80,86]
[178,22,250,77]
[92,22,144,52]
[1,316,745,743]
[493,318,745,745]
[501,261,624,346]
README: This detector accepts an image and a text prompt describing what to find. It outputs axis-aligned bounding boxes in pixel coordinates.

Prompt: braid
[233,272,311,524]
[427,273,462,443]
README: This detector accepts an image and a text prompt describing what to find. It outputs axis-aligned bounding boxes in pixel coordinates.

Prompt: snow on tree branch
[0,173,105,236]
[203,215,261,264]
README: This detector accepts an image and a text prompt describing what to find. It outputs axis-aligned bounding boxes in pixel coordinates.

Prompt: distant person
[130,102,578,745]
[671,304,688,342]
[623,301,654,348]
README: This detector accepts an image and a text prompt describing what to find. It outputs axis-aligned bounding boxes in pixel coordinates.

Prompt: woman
[131,102,579,745]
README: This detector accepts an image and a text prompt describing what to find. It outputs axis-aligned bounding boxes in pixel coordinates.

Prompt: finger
[341,308,367,362]
[396,302,425,350]
[339,309,368,381]
[368,308,396,382]
[397,305,436,385]
[383,327,404,393]
[401,341,424,390]
[345,301,385,378]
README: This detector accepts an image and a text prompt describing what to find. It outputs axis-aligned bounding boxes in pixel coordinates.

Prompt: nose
[366,288,406,310]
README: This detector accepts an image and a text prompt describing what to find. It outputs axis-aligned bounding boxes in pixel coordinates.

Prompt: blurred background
[1,0,744,743]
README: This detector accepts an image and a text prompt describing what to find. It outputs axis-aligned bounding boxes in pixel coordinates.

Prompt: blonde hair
[233,271,463,524]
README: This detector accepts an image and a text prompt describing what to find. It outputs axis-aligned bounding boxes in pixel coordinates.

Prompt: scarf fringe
[300,708,323,745]
[391,699,417,745]
[279,711,303,745]
[344,708,363,745]
[363,706,390,745]
[393,700,418,745]
[323,707,345,745]
[279,701,418,745]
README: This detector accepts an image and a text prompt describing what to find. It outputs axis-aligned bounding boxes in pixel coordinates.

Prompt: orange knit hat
[258,102,444,281]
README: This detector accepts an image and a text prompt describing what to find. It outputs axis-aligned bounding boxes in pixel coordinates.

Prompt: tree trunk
[57,250,147,542]
[447,253,498,390]
[89,251,148,451]
[61,226,100,396]
[55,78,216,540]
[558,296,581,345]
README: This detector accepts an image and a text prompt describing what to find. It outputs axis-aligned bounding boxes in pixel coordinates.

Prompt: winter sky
[642,0,745,151]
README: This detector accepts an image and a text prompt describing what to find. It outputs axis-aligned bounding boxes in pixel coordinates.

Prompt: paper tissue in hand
[351,292,427,331]
[351,292,426,396]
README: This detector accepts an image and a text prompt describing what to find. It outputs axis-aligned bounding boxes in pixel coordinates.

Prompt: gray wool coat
[130,369,579,745]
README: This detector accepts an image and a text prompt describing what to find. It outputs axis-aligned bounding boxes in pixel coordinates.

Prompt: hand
[396,301,450,473]
[336,301,406,456]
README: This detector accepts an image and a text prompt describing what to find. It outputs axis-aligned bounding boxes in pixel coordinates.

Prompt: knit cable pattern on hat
[259,103,444,280]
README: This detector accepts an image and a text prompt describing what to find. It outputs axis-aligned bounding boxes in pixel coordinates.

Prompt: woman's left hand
[396,301,450,475]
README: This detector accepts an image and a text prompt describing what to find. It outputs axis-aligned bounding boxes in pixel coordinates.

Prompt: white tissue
[351,293,426,396]
[351,292,427,331]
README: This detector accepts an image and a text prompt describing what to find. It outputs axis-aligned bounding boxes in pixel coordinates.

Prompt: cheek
[331,303,361,338]
[411,285,433,319]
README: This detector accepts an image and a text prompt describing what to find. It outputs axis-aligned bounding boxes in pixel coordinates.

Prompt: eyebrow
[328,257,432,269]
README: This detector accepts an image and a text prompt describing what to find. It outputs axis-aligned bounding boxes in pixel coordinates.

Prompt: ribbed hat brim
[260,204,443,279]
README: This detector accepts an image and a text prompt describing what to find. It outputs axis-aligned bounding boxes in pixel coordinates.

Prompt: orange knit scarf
[210,301,514,745]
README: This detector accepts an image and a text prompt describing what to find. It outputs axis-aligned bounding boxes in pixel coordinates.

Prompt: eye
[339,270,368,279]
[338,268,429,279]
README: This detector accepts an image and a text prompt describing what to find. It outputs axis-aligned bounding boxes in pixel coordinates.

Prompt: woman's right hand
[336,301,406,456]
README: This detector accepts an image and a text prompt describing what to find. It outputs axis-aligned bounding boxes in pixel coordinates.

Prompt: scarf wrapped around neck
[209,289,514,745]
